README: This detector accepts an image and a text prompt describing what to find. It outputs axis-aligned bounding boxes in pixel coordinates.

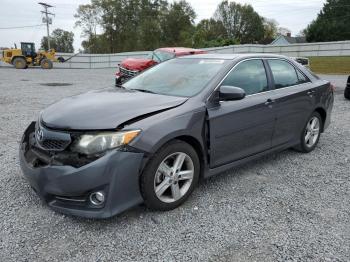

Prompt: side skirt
[204,141,298,179]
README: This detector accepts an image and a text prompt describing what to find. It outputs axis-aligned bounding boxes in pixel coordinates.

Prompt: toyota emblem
[37,128,44,141]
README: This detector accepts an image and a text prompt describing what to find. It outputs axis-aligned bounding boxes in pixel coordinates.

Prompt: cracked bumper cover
[19,122,145,219]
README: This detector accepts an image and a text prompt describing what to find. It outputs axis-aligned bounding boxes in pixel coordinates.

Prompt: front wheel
[140,140,200,211]
[40,58,53,69]
[295,112,322,153]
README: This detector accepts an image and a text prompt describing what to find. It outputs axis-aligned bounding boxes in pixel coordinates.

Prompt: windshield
[123,58,227,97]
[148,50,176,62]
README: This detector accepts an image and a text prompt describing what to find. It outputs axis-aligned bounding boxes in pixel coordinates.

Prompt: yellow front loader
[1,42,63,69]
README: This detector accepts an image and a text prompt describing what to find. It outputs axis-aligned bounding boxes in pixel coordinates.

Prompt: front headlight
[72,130,141,155]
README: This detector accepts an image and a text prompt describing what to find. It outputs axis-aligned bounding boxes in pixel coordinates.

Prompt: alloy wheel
[154,152,194,203]
[304,116,320,148]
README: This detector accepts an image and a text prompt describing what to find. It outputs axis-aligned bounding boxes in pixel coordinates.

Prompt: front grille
[35,124,71,151]
[22,122,98,168]
[40,139,70,151]
[119,66,139,78]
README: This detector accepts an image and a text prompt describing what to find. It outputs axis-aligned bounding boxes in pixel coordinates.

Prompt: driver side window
[222,59,268,96]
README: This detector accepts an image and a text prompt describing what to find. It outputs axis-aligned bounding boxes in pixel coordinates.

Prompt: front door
[207,59,276,168]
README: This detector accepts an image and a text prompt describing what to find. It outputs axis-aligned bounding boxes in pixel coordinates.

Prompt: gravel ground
[0,68,349,262]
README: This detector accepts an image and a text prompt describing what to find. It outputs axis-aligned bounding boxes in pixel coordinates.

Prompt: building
[271,33,307,45]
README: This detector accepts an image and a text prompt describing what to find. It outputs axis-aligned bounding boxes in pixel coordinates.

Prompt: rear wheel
[40,58,53,69]
[295,112,322,153]
[13,57,27,69]
[140,140,200,211]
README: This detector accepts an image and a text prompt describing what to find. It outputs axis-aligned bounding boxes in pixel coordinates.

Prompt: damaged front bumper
[19,122,145,218]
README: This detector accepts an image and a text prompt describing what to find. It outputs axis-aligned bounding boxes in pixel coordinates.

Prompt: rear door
[266,59,316,147]
[207,59,276,168]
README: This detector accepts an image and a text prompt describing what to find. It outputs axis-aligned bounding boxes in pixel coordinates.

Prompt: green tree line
[74,0,279,53]
[42,0,350,53]
[303,0,350,42]
[41,28,74,53]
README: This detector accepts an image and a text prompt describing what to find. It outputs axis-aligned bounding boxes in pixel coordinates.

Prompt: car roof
[156,47,204,54]
[179,53,290,60]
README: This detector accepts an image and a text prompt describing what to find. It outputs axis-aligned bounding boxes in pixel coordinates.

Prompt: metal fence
[1,40,349,69]
[204,40,350,57]
[53,51,151,69]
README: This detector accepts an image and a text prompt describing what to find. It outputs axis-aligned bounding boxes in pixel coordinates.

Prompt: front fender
[130,107,207,155]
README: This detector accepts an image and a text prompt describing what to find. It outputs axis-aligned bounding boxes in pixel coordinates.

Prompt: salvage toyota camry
[20,54,334,218]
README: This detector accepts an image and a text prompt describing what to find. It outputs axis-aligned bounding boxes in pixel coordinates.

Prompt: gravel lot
[0,68,349,262]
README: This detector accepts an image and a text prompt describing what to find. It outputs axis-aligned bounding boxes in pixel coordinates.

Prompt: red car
[115,47,206,85]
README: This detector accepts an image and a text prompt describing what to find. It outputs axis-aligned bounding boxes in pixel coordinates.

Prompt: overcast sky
[0,0,327,51]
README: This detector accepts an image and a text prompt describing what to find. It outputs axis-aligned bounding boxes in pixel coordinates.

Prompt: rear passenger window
[222,60,268,95]
[268,60,300,89]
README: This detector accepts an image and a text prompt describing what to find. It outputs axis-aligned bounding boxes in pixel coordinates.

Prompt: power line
[0,24,45,30]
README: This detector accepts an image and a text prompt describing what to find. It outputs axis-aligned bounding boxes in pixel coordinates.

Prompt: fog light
[89,191,105,206]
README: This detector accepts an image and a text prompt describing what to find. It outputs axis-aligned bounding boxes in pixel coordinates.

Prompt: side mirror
[219,86,246,101]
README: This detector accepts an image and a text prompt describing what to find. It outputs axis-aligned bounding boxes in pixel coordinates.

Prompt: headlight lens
[72,130,140,155]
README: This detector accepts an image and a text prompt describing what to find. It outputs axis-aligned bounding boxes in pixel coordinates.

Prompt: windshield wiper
[132,89,157,94]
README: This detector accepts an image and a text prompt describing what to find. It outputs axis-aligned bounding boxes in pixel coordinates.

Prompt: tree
[74,0,276,52]
[193,18,228,47]
[76,0,197,53]
[41,28,74,53]
[214,0,264,44]
[260,18,278,44]
[74,1,102,53]
[82,0,170,53]
[304,0,350,42]
[160,0,196,46]
[81,34,109,54]
[74,1,100,38]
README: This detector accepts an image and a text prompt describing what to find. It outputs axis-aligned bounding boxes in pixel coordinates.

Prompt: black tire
[294,111,323,153]
[345,88,350,100]
[140,140,200,211]
[40,58,53,69]
[13,57,27,69]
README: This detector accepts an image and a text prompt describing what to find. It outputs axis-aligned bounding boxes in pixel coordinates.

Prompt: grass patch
[309,56,350,75]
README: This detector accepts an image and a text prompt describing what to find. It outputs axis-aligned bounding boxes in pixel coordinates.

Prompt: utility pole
[38,2,54,50]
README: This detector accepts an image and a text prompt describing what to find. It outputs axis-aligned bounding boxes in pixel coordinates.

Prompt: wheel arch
[174,135,206,180]
[314,107,327,132]
[142,134,206,181]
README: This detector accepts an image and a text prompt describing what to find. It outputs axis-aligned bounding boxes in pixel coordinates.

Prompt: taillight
[115,66,120,75]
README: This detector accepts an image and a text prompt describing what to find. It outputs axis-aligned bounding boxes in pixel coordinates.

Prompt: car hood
[41,88,187,130]
[121,58,157,71]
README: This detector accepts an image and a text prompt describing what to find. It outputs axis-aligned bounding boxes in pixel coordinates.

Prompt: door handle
[265,99,275,106]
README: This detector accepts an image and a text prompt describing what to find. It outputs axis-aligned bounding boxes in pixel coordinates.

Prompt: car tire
[13,57,27,69]
[294,111,323,153]
[40,58,53,69]
[140,140,200,211]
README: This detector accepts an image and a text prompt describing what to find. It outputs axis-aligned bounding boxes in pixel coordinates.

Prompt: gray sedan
[19,54,334,218]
